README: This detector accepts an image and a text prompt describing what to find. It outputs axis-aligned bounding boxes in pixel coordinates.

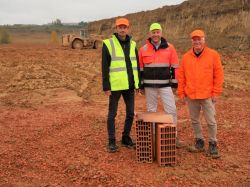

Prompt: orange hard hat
[190,29,205,38]
[115,18,129,26]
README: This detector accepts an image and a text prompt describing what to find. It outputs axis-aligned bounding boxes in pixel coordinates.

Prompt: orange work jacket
[139,38,179,88]
[177,46,224,99]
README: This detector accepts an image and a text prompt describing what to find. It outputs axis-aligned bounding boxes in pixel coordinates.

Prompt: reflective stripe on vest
[144,80,170,84]
[103,35,139,91]
[109,67,138,72]
[171,79,178,83]
[144,63,170,67]
[171,64,179,68]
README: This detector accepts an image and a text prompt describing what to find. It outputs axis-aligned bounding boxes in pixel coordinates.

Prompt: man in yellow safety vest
[101,18,141,153]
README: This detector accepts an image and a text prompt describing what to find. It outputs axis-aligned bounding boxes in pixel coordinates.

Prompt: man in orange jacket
[177,29,224,158]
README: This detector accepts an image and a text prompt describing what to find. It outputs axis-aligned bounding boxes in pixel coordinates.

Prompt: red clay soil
[0,44,249,187]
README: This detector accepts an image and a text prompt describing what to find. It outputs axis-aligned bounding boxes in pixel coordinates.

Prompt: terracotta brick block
[135,120,153,163]
[156,123,176,166]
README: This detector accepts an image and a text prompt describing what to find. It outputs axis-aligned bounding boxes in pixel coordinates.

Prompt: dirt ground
[0,43,249,187]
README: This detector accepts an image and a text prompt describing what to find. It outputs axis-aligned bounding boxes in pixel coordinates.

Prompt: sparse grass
[0,28,11,44]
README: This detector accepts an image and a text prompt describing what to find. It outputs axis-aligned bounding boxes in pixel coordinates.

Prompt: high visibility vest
[103,35,139,91]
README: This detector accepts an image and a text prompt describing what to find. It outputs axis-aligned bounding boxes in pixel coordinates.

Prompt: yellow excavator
[62,29,103,49]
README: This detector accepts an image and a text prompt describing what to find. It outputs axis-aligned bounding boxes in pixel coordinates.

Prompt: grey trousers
[186,97,217,142]
[144,87,177,125]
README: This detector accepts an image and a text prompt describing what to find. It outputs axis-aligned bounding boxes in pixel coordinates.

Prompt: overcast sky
[0,0,185,25]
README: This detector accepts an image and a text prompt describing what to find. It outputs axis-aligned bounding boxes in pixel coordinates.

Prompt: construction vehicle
[62,29,103,49]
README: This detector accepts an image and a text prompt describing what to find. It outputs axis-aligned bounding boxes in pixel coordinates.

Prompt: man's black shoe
[121,135,135,148]
[107,139,118,153]
[188,138,205,152]
[208,141,220,159]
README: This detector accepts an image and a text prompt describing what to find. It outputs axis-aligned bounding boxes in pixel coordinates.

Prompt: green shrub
[0,28,11,44]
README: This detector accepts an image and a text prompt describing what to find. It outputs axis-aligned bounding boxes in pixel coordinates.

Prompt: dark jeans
[107,89,135,140]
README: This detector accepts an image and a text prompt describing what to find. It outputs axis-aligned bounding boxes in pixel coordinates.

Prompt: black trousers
[107,89,135,140]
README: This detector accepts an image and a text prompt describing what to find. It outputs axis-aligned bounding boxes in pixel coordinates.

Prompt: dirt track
[0,44,249,186]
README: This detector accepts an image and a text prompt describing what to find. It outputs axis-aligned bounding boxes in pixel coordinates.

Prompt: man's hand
[104,90,111,96]
[136,89,144,95]
[211,96,219,103]
[179,97,186,105]
[172,88,177,95]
